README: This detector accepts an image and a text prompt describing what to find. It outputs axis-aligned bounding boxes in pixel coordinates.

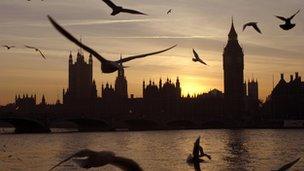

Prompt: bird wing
[289,9,300,20]
[192,49,200,60]
[242,23,249,31]
[276,157,301,171]
[275,15,287,21]
[192,49,207,65]
[111,156,143,171]
[38,49,46,59]
[102,0,117,9]
[120,8,147,15]
[47,15,107,63]
[25,45,37,49]
[49,149,94,171]
[200,60,208,65]
[116,44,177,63]
[252,24,262,34]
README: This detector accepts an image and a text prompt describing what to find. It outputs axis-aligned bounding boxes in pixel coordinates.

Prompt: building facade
[115,61,128,99]
[63,51,97,105]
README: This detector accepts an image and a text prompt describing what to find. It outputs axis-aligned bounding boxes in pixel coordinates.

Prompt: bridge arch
[0,118,50,133]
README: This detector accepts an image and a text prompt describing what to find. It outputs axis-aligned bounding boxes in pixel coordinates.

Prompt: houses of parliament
[3,21,304,127]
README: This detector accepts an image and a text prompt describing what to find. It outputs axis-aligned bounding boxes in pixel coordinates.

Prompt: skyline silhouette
[1,1,304,170]
[1,0,304,105]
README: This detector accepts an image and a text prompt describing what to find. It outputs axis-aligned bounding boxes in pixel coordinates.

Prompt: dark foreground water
[0,129,303,171]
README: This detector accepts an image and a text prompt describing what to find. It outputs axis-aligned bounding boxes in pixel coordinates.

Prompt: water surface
[0,129,303,171]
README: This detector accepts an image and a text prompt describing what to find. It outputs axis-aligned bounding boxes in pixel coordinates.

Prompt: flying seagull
[49,149,143,171]
[2,45,15,50]
[167,9,172,14]
[102,0,147,16]
[25,45,46,59]
[274,157,301,171]
[243,22,262,34]
[276,9,301,30]
[47,15,177,74]
[192,49,208,65]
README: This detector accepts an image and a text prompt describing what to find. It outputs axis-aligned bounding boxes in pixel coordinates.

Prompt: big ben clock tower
[223,19,245,119]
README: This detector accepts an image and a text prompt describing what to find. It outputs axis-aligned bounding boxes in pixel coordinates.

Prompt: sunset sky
[0,0,304,105]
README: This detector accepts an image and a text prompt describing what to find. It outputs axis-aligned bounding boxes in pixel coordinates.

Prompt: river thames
[0,129,303,171]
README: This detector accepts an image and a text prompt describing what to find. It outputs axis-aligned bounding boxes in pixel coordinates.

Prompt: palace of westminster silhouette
[2,21,304,128]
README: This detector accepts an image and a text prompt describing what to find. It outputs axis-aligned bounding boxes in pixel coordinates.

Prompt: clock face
[224,54,243,69]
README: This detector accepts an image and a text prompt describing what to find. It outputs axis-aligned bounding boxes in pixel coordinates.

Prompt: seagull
[47,15,177,74]
[274,157,301,171]
[102,0,147,16]
[276,9,301,30]
[167,9,172,14]
[49,149,143,171]
[186,136,211,171]
[2,45,15,50]
[192,49,208,65]
[24,45,46,59]
[243,22,262,34]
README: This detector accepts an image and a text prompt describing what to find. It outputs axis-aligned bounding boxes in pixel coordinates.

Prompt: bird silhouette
[167,9,172,14]
[49,149,143,171]
[192,49,208,65]
[2,45,15,50]
[276,9,301,30]
[24,45,46,59]
[243,22,262,34]
[102,0,147,16]
[48,15,176,74]
[187,136,211,171]
[274,157,301,171]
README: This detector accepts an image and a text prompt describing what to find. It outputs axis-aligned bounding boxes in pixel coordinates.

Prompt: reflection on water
[224,130,251,170]
[0,129,303,171]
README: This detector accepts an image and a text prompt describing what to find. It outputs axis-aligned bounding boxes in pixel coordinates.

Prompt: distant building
[264,72,304,119]
[15,94,36,111]
[101,83,115,99]
[142,77,181,119]
[143,77,181,100]
[247,79,259,100]
[63,51,97,105]
[223,19,245,118]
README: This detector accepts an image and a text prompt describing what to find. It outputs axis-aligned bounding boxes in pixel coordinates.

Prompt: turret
[280,73,284,80]
[69,51,73,65]
[89,53,93,65]
[176,77,180,88]
[41,94,46,105]
[142,80,145,96]
[159,78,162,89]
